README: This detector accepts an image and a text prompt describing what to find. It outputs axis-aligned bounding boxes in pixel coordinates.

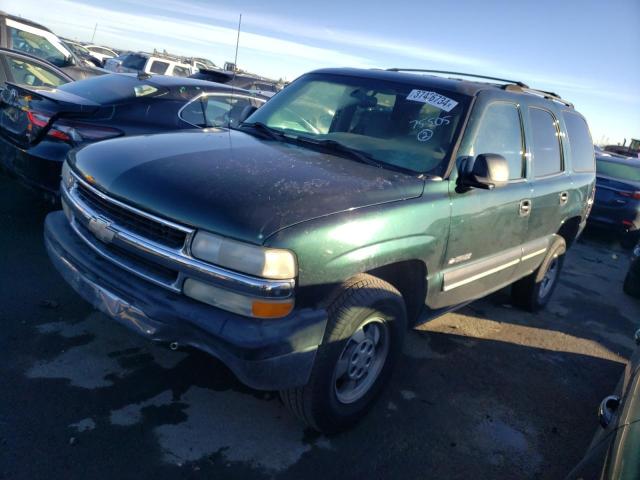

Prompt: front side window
[8,26,67,67]
[469,102,525,180]
[563,111,595,172]
[246,73,470,174]
[529,108,562,177]
[5,56,68,87]
[149,60,169,74]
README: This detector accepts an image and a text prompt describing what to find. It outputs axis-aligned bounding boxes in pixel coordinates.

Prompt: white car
[84,45,117,65]
[105,52,196,77]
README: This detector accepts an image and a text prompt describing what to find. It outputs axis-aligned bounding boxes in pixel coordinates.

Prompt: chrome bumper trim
[62,173,295,299]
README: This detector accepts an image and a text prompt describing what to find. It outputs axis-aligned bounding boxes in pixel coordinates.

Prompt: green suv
[44,68,596,432]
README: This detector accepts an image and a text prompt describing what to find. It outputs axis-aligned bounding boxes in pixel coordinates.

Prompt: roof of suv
[309,68,573,107]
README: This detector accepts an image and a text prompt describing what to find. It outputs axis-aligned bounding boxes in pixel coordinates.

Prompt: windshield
[597,158,640,182]
[245,73,470,174]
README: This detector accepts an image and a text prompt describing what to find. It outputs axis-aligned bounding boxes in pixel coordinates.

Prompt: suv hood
[69,129,425,244]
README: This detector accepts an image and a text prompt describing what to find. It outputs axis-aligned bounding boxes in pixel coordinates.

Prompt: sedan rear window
[596,159,640,182]
[58,74,164,104]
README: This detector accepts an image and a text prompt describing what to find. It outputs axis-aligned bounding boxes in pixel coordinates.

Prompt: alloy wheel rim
[333,317,390,405]
[539,257,559,299]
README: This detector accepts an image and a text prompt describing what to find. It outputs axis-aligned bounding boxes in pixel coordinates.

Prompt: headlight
[61,161,74,190]
[191,231,297,279]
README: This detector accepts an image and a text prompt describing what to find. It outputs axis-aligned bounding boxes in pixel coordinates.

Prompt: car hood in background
[69,129,425,244]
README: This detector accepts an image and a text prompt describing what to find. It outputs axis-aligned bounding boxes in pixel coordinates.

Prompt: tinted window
[9,26,67,67]
[149,60,169,74]
[471,102,524,180]
[563,111,595,172]
[121,54,146,70]
[5,56,68,87]
[530,108,562,177]
[596,159,640,182]
[58,74,162,103]
[248,73,470,174]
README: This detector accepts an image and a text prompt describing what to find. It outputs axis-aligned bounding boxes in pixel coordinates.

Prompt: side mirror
[458,153,509,191]
[65,54,77,67]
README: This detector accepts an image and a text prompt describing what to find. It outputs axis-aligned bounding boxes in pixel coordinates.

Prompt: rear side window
[149,60,169,74]
[5,56,68,87]
[529,108,562,177]
[563,111,595,172]
[121,54,146,70]
[470,102,525,180]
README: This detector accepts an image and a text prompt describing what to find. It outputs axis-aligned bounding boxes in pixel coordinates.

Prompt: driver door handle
[559,191,569,205]
[519,199,532,217]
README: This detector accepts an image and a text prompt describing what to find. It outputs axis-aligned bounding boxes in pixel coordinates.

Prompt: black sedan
[0,73,267,199]
[589,155,640,248]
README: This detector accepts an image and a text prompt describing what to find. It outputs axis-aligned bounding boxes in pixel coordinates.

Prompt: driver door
[432,99,531,308]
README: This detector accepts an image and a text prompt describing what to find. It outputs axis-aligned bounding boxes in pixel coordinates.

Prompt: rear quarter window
[149,60,169,74]
[563,111,595,172]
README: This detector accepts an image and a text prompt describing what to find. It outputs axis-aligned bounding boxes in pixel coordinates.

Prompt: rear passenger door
[436,98,531,308]
[520,106,572,273]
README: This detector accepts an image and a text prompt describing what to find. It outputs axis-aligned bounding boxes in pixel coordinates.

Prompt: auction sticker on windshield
[406,90,458,112]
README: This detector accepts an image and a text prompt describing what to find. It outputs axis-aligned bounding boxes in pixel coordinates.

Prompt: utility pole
[91,23,97,43]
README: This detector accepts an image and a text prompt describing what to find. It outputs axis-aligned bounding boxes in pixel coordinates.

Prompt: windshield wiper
[293,136,384,169]
[238,121,285,141]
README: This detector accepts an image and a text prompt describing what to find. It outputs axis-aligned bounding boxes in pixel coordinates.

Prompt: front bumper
[44,211,328,390]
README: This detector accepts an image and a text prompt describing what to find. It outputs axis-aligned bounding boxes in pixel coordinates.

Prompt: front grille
[75,220,179,287]
[76,183,187,250]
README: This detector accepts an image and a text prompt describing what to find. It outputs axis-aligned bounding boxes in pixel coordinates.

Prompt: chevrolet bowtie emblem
[88,217,115,244]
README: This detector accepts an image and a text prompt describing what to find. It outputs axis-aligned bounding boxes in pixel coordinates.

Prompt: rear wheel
[512,236,566,312]
[280,274,406,433]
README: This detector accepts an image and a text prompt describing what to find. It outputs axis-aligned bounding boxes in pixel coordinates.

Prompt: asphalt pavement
[1,173,639,480]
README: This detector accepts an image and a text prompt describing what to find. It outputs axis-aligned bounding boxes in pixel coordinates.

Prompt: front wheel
[280,274,406,433]
[512,236,566,312]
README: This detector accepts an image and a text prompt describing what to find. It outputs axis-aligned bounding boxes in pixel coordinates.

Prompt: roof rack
[387,68,574,108]
[386,68,529,88]
[503,84,574,108]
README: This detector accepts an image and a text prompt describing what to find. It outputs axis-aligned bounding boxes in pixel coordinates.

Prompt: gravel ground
[1,173,639,480]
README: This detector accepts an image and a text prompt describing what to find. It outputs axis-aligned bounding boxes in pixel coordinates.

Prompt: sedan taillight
[618,191,640,200]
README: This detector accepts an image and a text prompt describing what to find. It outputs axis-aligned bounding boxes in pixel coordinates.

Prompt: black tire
[512,236,566,312]
[280,274,407,434]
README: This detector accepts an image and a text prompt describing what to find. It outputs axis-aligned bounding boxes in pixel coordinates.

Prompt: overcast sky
[4,0,639,144]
